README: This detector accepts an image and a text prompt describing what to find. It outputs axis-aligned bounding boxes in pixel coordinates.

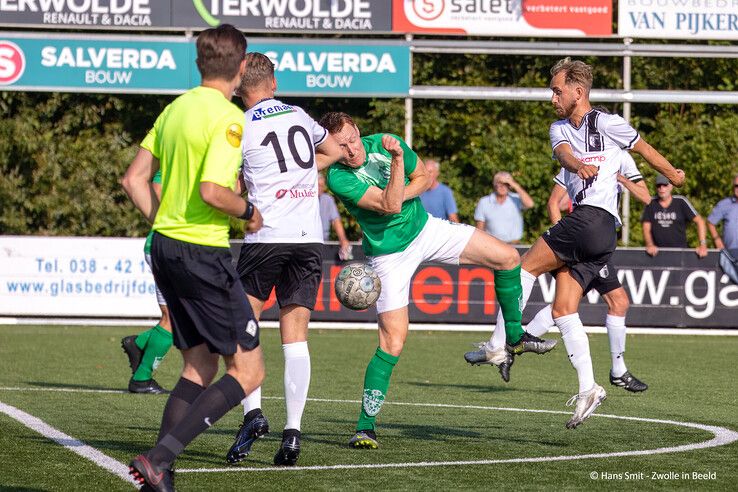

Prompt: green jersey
[326,133,428,256]
[142,86,244,248]
[143,170,162,255]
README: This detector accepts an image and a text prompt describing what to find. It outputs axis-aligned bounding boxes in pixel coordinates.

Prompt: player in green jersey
[121,170,173,395]
[319,112,556,449]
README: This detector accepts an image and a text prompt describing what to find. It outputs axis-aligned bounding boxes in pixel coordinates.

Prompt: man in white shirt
[225,52,342,467]
[466,58,684,429]
[474,171,534,243]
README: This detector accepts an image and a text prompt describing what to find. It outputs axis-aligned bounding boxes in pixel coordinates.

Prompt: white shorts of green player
[369,214,475,313]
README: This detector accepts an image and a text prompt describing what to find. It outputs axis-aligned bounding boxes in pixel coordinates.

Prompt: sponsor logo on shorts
[246,319,257,337]
[362,388,385,417]
[599,264,609,279]
[226,123,243,148]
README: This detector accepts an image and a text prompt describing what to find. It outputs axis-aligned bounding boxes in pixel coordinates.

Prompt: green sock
[356,347,399,432]
[132,325,173,381]
[494,265,525,345]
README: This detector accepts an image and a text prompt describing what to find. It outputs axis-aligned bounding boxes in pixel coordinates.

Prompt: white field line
[1,388,736,476]
[0,401,140,488]
[1,317,737,336]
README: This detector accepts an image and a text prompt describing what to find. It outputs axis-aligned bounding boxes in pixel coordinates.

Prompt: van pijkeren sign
[618,0,738,40]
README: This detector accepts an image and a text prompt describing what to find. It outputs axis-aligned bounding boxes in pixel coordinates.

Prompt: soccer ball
[335,262,381,310]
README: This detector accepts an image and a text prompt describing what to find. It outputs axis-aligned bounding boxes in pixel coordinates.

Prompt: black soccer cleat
[128,378,170,395]
[129,454,175,492]
[610,370,648,393]
[506,332,558,356]
[226,411,270,464]
[121,336,143,375]
[273,430,301,466]
[498,354,514,383]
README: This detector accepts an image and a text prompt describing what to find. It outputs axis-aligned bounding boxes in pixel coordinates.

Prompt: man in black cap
[641,174,708,258]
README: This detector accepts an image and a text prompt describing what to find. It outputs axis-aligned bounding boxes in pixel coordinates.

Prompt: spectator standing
[641,174,708,258]
[419,159,459,222]
[318,173,352,260]
[474,171,534,243]
[707,173,738,257]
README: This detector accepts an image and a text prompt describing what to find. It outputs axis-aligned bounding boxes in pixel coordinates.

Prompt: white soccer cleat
[464,341,509,366]
[565,384,607,429]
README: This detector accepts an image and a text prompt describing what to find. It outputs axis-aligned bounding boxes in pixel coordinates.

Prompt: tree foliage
[1,53,737,245]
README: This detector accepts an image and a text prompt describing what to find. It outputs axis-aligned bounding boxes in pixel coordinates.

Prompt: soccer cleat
[129,454,175,492]
[226,412,270,464]
[121,336,143,375]
[506,332,558,356]
[565,384,607,429]
[464,341,509,365]
[610,370,648,393]
[273,431,301,466]
[348,430,378,449]
[128,378,170,394]
[497,354,514,383]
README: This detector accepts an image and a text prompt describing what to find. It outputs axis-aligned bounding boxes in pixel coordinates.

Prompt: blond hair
[551,57,593,93]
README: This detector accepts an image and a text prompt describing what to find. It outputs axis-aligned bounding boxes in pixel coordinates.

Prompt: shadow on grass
[405,380,567,396]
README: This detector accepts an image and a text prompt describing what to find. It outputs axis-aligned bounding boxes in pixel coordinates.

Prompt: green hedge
[2,53,737,245]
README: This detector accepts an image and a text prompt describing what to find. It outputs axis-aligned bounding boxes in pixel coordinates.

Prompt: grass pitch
[0,325,736,491]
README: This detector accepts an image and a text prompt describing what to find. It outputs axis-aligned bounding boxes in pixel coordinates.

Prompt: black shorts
[587,261,622,296]
[150,232,259,354]
[542,205,617,290]
[237,242,323,310]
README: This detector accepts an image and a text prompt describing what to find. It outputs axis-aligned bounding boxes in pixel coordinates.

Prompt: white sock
[526,305,554,337]
[241,386,262,415]
[283,341,310,431]
[555,313,595,394]
[489,269,537,349]
[606,314,627,377]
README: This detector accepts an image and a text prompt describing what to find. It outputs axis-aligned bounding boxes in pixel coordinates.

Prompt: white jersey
[549,109,640,226]
[241,98,328,243]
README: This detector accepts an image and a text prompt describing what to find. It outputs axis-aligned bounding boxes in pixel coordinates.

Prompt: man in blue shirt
[708,173,738,257]
[474,171,534,243]
[419,159,459,222]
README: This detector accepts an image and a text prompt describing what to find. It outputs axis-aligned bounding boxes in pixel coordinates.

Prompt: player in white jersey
[521,152,651,393]
[465,58,684,428]
[225,53,342,467]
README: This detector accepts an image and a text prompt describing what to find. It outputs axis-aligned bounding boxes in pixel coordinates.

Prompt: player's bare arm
[402,156,431,201]
[355,135,406,214]
[631,139,685,187]
[547,184,567,224]
[617,174,651,205]
[200,181,263,232]
[121,147,160,223]
[315,134,343,171]
[553,143,598,179]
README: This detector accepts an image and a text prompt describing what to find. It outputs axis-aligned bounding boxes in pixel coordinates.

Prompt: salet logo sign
[0,40,25,85]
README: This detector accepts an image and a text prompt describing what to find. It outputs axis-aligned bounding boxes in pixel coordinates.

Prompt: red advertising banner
[393,0,613,37]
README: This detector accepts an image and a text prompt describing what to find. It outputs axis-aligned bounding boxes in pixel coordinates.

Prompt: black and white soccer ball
[335,262,381,310]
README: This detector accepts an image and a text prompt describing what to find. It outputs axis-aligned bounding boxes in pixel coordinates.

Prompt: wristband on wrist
[699,239,707,246]
[239,201,254,220]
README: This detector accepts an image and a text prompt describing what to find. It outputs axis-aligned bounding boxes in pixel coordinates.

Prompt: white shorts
[369,215,476,314]
[145,253,167,306]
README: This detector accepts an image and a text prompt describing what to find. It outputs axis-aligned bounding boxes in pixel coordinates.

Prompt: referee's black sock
[148,374,246,468]
[156,377,206,444]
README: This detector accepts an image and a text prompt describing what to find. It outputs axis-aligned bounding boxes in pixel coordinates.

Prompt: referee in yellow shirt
[121,24,263,492]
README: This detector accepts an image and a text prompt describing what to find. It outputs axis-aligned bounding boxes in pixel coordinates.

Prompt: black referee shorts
[542,205,618,291]
[237,242,323,310]
[150,232,259,355]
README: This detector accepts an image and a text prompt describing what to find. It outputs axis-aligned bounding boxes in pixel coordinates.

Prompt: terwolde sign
[0,0,393,33]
